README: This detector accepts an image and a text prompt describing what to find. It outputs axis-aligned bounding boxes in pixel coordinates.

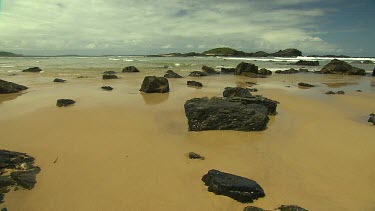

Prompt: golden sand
[0,73,374,211]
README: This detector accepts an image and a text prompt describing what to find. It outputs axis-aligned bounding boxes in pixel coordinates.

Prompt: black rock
[140,76,169,93]
[53,78,66,83]
[275,68,299,74]
[163,65,169,68]
[321,59,366,75]
[0,79,28,94]
[122,66,140,73]
[223,87,252,98]
[221,67,236,74]
[201,169,265,203]
[336,90,345,95]
[103,71,117,75]
[325,91,335,95]
[372,68,375,77]
[295,60,319,66]
[187,81,203,88]
[189,71,207,77]
[242,73,267,78]
[298,82,315,88]
[0,194,3,203]
[368,113,375,125]
[56,99,75,107]
[101,86,113,91]
[258,68,272,75]
[277,205,308,211]
[1,207,7,211]
[225,96,278,115]
[164,70,183,78]
[0,176,16,187]
[202,65,218,74]
[248,88,258,92]
[243,206,265,211]
[77,76,89,79]
[299,68,309,72]
[356,90,363,92]
[235,62,259,75]
[184,97,270,131]
[22,67,42,72]
[188,152,205,160]
[10,167,40,190]
[102,74,118,80]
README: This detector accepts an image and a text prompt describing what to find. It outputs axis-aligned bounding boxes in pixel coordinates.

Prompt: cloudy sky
[0,0,374,56]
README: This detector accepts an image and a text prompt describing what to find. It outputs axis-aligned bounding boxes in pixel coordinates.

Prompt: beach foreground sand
[0,72,374,211]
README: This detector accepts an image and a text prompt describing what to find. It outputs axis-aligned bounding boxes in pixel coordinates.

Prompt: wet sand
[0,72,375,211]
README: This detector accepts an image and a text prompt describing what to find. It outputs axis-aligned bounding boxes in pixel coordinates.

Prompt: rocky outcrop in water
[102,74,118,80]
[22,67,42,72]
[140,76,169,93]
[0,150,40,205]
[164,70,183,78]
[187,81,203,88]
[295,60,319,66]
[189,71,207,77]
[298,82,315,88]
[321,59,366,75]
[202,65,218,74]
[0,79,28,94]
[122,66,140,73]
[368,113,375,125]
[53,78,66,83]
[56,99,76,107]
[202,169,265,203]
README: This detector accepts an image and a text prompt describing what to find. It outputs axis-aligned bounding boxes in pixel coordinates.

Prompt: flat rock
[164,70,183,78]
[184,97,269,131]
[122,66,140,73]
[53,78,66,83]
[187,81,203,88]
[321,59,366,75]
[189,71,207,77]
[223,87,252,98]
[140,76,169,93]
[0,79,28,94]
[298,82,315,88]
[22,67,42,72]
[101,86,113,91]
[56,99,75,107]
[295,60,319,66]
[368,113,375,125]
[202,169,265,203]
[188,152,205,160]
[102,74,118,80]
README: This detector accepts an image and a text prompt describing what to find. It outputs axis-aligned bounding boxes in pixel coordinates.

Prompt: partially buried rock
[101,86,113,91]
[202,65,218,74]
[189,71,207,77]
[56,99,75,107]
[188,152,204,160]
[122,66,140,73]
[164,70,183,78]
[368,113,375,125]
[321,59,366,75]
[298,82,315,88]
[53,78,66,83]
[22,67,42,72]
[295,60,319,66]
[184,97,269,131]
[221,67,235,74]
[223,87,252,98]
[102,74,118,80]
[202,169,265,203]
[140,76,169,93]
[187,81,203,88]
[0,79,28,94]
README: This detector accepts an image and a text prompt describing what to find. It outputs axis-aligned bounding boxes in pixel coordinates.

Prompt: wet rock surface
[164,70,183,78]
[0,150,40,204]
[189,71,208,77]
[187,81,203,88]
[22,67,42,72]
[202,169,265,203]
[122,66,140,73]
[101,86,113,91]
[53,78,66,83]
[223,87,253,98]
[140,76,169,93]
[298,82,315,88]
[321,59,366,75]
[102,74,119,80]
[0,79,28,94]
[202,65,218,74]
[56,99,76,107]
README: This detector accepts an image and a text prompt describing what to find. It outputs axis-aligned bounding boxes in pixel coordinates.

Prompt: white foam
[1,66,15,68]
[123,59,134,62]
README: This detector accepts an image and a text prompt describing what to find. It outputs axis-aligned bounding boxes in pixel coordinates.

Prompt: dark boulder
[299,68,309,72]
[336,90,345,95]
[223,87,252,98]
[277,205,308,211]
[184,97,269,131]
[189,71,207,77]
[187,81,203,88]
[275,68,299,74]
[188,152,205,160]
[325,91,336,95]
[53,78,66,83]
[321,59,366,75]
[202,65,218,74]
[101,86,113,91]
[221,67,236,74]
[243,207,265,211]
[56,99,75,107]
[225,96,278,115]
[103,71,117,75]
[122,66,140,73]
[164,70,183,78]
[140,76,169,93]
[22,67,42,72]
[372,68,375,77]
[0,79,28,94]
[102,74,118,80]
[235,62,259,75]
[368,113,375,125]
[10,168,41,190]
[295,60,319,66]
[258,68,272,75]
[298,82,315,88]
[201,169,265,203]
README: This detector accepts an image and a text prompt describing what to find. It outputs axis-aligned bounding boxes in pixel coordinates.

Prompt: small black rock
[56,99,76,107]
[101,86,113,91]
[243,206,265,211]
[188,152,205,160]
[298,82,315,88]
[325,91,336,95]
[189,71,207,77]
[368,113,375,125]
[122,66,140,73]
[187,81,203,88]
[22,67,42,72]
[278,205,308,211]
[53,78,66,83]
[164,70,183,78]
[336,90,345,95]
[356,90,363,92]
[102,74,118,80]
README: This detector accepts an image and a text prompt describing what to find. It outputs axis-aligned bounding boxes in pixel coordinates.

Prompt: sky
[0,0,374,56]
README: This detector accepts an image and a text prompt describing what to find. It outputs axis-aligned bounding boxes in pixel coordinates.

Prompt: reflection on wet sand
[0,92,25,104]
[141,93,169,105]
[323,82,359,88]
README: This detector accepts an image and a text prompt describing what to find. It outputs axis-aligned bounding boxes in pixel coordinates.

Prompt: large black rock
[295,60,319,66]
[184,97,269,131]
[368,113,375,125]
[224,96,278,115]
[223,87,252,98]
[202,65,218,74]
[0,79,28,94]
[22,67,42,72]
[202,169,265,203]
[321,59,366,75]
[235,62,259,75]
[56,99,76,107]
[122,66,140,73]
[164,70,183,78]
[140,76,169,93]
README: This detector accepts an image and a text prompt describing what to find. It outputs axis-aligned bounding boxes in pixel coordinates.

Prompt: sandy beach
[0,67,374,211]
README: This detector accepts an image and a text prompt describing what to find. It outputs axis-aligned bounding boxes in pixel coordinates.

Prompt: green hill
[202,47,246,56]
[0,51,23,57]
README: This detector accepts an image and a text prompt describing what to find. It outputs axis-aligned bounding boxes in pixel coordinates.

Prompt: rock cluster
[244,205,308,211]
